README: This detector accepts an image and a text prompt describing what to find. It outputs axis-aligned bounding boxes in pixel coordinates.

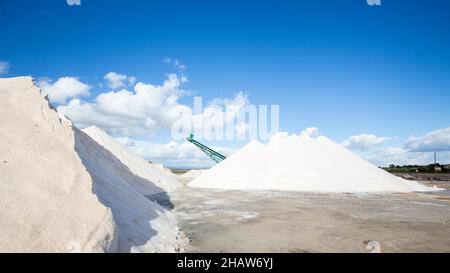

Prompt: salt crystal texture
[0,77,116,252]
[75,128,184,252]
[83,126,181,195]
[189,133,441,193]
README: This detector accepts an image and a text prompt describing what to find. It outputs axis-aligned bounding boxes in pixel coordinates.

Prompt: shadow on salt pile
[74,129,175,252]
[146,192,175,210]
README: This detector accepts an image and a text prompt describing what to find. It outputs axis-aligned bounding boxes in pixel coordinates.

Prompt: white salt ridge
[0,77,116,252]
[189,133,441,193]
[154,163,176,177]
[181,169,204,178]
[83,126,181,196]
[75,129,184,252]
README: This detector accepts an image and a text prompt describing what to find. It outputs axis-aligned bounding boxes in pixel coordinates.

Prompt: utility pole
[434,151,437,173]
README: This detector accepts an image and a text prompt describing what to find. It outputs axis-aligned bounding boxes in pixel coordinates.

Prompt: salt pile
[0,77,184,252]
[0,77,116,252]
[154,163,176,177]
[189,132,440,193]
[75,128,184,252]
[83,126,181,196]
[181,169,204,178]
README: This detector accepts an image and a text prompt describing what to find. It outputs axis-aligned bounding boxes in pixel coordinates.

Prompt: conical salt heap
[189,132,440,193]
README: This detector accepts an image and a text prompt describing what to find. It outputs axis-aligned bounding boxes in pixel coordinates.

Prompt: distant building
[434,166,442,172]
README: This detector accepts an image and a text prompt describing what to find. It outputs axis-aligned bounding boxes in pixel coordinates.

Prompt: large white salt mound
[75,129,184,252]
[83,126,181,195]
[189,133,440,193]
[0,77,117,252]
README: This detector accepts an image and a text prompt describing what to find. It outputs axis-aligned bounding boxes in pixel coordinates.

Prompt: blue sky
[1,0,450,167]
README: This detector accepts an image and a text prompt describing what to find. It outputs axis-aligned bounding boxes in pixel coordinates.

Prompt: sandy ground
[172,177,450,253]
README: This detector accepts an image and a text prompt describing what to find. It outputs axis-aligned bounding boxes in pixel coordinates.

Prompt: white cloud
[163,57,187,71]
[66,0,81,6]
[300,127,320,138]
[174,60,187,70]
[104,72,136,89]
[343,127,450,166]
[193,91,251,140]
[39,77,90,105]
[341,134,393,151]
[0,61,10,76]
[362,146,450,167]
[404,127,450,152]
[58,73,250,141]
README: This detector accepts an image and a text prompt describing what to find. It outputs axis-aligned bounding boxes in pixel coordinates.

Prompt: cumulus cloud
[300,127,320,138]
[104,72,137,89]
[66,0,81,6]
[39,77,90,105]
[188,91,252,141]
[404,127,450,152]
[341,134,393,151]
[0,61,10,76]
[344,127,450,166]
[362,146,450,167]
[58,73,251,141]
[58,74,187,136]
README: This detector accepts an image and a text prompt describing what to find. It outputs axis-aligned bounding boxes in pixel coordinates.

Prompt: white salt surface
[182,169,205,178]
[189,132,441,193]
[0,77,116,252]
[154,163,176,177]
[83,126,181,195]
[75,129,184,252]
